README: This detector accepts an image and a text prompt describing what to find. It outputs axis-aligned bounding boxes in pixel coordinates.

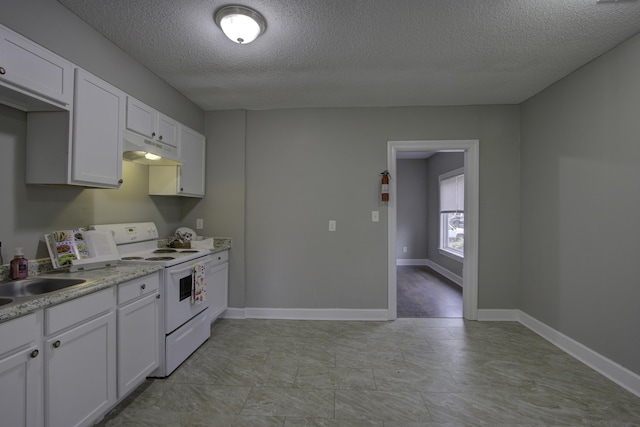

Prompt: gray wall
[183,111,247,308]
[0,0,204,261]
[426,152,465,277]
[396,159,429,260]
[520,33,640,374]
[188,106,521,310]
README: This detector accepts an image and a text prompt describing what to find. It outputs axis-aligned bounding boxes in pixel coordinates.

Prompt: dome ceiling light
[214,5,266,44]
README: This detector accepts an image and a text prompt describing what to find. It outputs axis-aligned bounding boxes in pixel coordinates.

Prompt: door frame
[387,140,479,320]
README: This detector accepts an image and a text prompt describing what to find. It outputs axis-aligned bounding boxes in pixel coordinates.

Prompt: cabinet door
[207,261,229,322]
[71,69,125,188]
[157,113,180,147]
[44,311,116,427]
[125,97,157,139]
[0,25,73,109]
[117,292,159,398]
[178,126,206,197]
[0,345,43,427]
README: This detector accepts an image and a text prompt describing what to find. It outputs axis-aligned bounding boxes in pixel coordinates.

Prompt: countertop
[0,244,231,324]
[0,263,163,324]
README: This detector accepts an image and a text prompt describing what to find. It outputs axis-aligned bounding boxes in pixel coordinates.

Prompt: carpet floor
[397,265,462,318]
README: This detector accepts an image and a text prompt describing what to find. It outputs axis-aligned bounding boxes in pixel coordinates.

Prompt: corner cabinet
[26,69,125,188]
[149,125,206,198]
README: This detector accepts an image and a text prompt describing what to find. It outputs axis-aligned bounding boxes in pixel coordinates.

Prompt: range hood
[122,129,182,166]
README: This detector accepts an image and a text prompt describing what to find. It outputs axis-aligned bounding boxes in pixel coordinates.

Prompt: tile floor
[97,318,640,426]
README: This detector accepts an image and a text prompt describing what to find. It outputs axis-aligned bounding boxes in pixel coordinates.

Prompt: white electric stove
[90,222,213,377]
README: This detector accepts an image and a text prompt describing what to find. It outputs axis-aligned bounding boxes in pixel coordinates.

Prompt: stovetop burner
[154,249,178,253]
[146,256,175,261]
[121,256,145,260]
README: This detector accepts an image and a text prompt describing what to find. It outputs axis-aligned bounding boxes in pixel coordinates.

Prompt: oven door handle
[167,256,213,278]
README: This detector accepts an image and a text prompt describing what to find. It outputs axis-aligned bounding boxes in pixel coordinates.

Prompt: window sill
[439,248,464,262]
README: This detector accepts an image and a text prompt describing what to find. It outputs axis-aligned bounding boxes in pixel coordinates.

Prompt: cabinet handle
[118,179,124,184]
[0,67,5,75]
[152,132,156,137]
[158,135,163,141]
[30,349,39,358]
[156,294,160,299]
[180,188,184,191]
[141,284,146,290]
[53,340,61,348]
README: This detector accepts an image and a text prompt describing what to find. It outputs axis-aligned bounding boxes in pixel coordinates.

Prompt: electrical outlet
[329,220,336,231]
[196,218,204,229]
[403,246,408,253]
[372,210,379,222]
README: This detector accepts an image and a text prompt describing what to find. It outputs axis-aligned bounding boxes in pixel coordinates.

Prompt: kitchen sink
[0,278,87,297]
[0,297,13,306]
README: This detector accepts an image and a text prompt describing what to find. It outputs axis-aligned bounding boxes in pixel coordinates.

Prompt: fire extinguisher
[381,170,390,202]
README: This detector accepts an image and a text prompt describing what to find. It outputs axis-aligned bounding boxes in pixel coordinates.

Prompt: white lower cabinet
[207,250,229,322]
[0,311,43,427]
[117,274,160,398]
[43,287,116,427]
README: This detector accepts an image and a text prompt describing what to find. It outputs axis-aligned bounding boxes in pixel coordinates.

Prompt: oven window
[179,275,192,301]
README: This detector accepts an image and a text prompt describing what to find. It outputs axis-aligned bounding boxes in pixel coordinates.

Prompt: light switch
[196,218,204,229]
[329,220,336,231]
[372,211,379,222]
[403,246,408,253]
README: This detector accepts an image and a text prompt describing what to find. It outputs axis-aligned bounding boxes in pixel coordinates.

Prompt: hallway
[397,265,462,318]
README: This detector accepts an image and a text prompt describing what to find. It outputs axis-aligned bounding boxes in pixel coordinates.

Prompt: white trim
[425,260,463,287]
[223,307,247,319]
[396,258,428,266]
[388,139,479,321]
[438,248,464,262]
[518,311,640,398]
[477,309,520,321]
[242,308,389,321]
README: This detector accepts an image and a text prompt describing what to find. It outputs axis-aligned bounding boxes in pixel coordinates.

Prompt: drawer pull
[141,284,146,290]
[156,294,161,299]
[0,67,5,75]
[53,340,61,348]
[30,349,39,358]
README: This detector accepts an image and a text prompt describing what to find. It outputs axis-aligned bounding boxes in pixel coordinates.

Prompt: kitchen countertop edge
[0,263,164,324]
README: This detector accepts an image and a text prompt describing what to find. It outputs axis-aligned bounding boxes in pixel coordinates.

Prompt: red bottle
[9,247,28,280]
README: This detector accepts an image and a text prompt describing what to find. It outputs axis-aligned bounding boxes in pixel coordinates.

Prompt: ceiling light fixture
[214,5,266,44]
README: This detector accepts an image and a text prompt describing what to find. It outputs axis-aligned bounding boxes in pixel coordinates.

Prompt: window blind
[440,174,464,213]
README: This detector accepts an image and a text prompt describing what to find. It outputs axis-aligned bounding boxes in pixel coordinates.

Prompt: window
[439,168,464,260]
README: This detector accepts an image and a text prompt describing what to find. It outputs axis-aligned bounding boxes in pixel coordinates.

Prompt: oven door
[164,255,212,334]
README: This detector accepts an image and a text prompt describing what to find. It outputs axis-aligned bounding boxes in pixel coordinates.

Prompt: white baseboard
[223,307,247,319]
[396,258,428,266]
[226,307,388,321]
[478,309,640,398]
[477,309,519,321]
[425,259,463,287]
[517,310,640,398]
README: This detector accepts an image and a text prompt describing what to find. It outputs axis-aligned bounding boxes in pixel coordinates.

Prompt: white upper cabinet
[148,125,206,198]
[26,69,125,188]
[0,24,73,111]
[71,69,125,187]
[126,97,180,148]
[178,126,206,196]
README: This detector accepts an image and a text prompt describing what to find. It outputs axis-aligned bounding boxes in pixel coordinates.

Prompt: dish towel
[191,262,207,305]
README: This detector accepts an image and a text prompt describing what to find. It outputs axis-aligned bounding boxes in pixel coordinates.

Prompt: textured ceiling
[57,0,640,111]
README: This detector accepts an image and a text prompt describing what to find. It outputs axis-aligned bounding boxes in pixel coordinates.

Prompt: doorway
[387,140,479,320]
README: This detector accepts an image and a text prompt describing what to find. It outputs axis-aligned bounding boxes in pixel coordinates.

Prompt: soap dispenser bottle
[9,247,28,280]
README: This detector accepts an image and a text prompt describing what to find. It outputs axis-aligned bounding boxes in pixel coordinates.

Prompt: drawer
[118,273,159,305]
[0,311,42,357]
[45,287,115,336]
[211,250,229,265]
